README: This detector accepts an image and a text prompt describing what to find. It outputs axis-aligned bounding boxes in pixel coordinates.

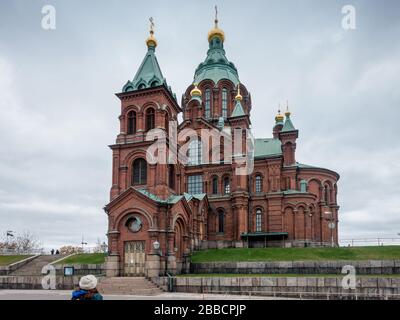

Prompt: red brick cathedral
[104,16,340,276]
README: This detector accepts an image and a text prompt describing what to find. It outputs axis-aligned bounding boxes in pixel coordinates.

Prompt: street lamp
[324,211,335,247]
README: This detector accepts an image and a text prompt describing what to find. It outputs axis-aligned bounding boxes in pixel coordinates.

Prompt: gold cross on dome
[149,17,154,33]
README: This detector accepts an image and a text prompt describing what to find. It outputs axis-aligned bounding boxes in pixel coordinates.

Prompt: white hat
[79,275,98,290]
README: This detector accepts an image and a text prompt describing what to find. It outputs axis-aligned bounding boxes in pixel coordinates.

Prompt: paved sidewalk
[0,290,295,300]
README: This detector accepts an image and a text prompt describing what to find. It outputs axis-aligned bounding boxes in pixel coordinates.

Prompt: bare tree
[15,230,43,254]
[59,245,83,255]
[92,238,104,253]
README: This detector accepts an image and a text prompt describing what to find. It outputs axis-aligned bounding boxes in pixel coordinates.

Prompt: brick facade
[104,22,340,276]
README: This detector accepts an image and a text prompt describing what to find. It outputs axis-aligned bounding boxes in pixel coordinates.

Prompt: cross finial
[149,17,155,34]
[214,5,218,26]
[285,100,291,117]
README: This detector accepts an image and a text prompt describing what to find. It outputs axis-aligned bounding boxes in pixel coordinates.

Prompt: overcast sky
[0,0,399,250]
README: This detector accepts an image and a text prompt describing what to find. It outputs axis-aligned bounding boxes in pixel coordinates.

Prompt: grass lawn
[54,253,106,265]
[0,255,32,266]
[190,246,400,263]
[177,273,400,278]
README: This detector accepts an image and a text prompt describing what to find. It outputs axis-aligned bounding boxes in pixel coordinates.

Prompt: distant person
[50,249,54,255]
[71,275,103,300]
[56,249,60,255]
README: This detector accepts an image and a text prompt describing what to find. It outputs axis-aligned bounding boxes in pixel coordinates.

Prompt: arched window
[212,176,218,194]
[146,107,155,131]
[138,83,146,90]
[223,176,230,194]
[205,88,211,119]
[324,185,330,204]
[127,111,136,134]
[132,158,147,185]
[150,80,159,87]
[218,210,224,233]
[256,209,262,232]
[255,175,262,193]
[168,164,175,189]
[188,139,202,166]
[222,88,228,119]
[165,112,169,134]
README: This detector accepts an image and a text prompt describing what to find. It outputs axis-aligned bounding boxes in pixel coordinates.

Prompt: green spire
[122,46,166,92]
[122,18,175,100]
[231,99,246,117]
[281,109,296,132]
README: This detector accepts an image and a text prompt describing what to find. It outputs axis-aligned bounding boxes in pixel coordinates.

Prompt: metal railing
[340,237,400,247]
[166,273,174,292]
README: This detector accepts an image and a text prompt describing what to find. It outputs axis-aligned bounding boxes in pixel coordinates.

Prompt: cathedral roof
[137,189,206,204]
[281,113,297,132]
[122,20,176,100]
[193,14,239,85]
[254,138,282,158]
[123,46,166,91]
[230,99,246,118]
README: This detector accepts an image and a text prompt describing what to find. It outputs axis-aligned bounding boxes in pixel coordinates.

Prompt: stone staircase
[9,255,66,276]
[98,277,163,296]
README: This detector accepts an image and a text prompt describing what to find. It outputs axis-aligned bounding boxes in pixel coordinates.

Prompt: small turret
[279,104,299,166]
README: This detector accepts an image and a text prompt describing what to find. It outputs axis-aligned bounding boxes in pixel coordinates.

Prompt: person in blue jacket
[71,275,103,300]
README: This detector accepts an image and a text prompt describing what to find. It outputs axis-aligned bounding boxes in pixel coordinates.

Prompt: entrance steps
[97,277,163,296]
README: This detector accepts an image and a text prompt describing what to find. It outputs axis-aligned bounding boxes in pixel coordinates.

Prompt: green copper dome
[123,46,167,92]
[122,41,176,101]
[193,37,240,85]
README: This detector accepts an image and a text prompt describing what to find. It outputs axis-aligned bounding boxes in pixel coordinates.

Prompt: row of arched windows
[126,107,157,134]
[201,87,234,119]
[211,176,230,195]
[215,208,263,234]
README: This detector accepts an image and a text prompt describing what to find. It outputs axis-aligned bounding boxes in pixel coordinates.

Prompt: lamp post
[324,211,335,247]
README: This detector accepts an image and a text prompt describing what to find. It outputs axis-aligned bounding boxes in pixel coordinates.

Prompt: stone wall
[54,263,105,276]
[190,260,400,275]
[0,275,102,290]
[154,276,400,300]
[0,263,105,290]
[0,255,38,276]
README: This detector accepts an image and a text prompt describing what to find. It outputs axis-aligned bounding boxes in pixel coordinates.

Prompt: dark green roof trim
[137,189,207,205]
[284,162,340,179]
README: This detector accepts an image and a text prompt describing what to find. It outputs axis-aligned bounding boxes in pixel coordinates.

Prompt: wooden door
[124,241,145,276]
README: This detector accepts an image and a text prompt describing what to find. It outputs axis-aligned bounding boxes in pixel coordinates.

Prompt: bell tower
[110,18,181,201]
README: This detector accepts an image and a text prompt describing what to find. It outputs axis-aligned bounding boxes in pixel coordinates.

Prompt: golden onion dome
[208,6,225,43]
[275,110,284,122]
[190,83,202,97]
[285,102,291,117]
[235,84,243,101]
[208,25,225,43]
[146,33,157,48]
